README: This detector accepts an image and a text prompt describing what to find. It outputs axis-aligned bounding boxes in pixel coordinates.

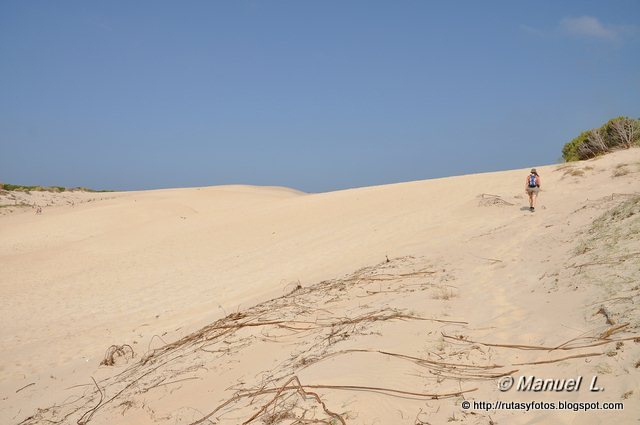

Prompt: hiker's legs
[531,192,537,208]
[528,191,534,208]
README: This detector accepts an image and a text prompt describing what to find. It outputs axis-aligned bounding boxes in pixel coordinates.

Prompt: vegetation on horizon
[0,183,113,193]
[562,116,640,162]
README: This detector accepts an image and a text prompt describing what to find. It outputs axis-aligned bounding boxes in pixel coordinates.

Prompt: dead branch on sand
[190,375,477,425]
[512,352,603,366]
[15,382,35,393]
[296,348,515,380]
[442,324,638,353]
[100,344,135,366]
[20,257,472,425]
[77,377,103,425]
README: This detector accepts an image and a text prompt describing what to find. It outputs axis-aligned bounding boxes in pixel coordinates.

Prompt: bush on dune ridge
[562,116,640,162]
[0,183,112,192]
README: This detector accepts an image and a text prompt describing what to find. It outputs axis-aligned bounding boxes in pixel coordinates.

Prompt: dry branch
[296,348,512,380]
[513,352,603,366]
[15,382,35,393]
[100,344,135,366]
[443,326,638,352]
[599,323,629,339]
[77,377,103,425]
[190,375,477,425]
[242,376,345,425]
[19,256,471,425]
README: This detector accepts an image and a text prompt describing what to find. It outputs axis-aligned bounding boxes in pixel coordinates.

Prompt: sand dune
[2,150,639,424]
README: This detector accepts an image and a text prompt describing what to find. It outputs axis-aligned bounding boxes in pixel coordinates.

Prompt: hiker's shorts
[526,187,539,195]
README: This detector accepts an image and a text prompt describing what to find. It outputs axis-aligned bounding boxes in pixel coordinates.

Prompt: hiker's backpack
[528,174,538,188]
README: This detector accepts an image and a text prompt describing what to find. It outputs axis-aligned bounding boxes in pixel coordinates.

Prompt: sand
[1,149,639,424]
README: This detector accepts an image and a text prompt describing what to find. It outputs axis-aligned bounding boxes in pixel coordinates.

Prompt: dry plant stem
[191,377,477,425]
[146,335,169,354]
[291,383,477,398]
[351,270,437,281]
[599,323,629,339]
[15,259,475,424]
[146,312,464,365]
[370,349,502,370]
[84,352,187,422]
[291,421,333,425]
[297,349,510,378]
[513,352,603,366]
[77,377,103,425]
[242,376,345,425]
[101,344,135,366]
[154,376,201,388]
[549,324,629,351]
[15,383,35,393]
[317,312,466,326]
[442,326,637,351]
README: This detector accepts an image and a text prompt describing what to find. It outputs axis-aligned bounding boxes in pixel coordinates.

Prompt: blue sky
[1,1,638,192]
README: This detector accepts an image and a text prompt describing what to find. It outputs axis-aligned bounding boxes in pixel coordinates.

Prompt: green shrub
[0,183,108,192]
[562,130,590,162]
[562,117,640,162]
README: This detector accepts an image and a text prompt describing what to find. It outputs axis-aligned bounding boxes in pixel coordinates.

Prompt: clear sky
[1,1,638,192]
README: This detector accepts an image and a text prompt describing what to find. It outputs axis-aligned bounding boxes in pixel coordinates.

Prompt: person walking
[525,168,541,212]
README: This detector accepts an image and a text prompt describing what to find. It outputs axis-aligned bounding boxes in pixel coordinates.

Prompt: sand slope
[1,150,639,424]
